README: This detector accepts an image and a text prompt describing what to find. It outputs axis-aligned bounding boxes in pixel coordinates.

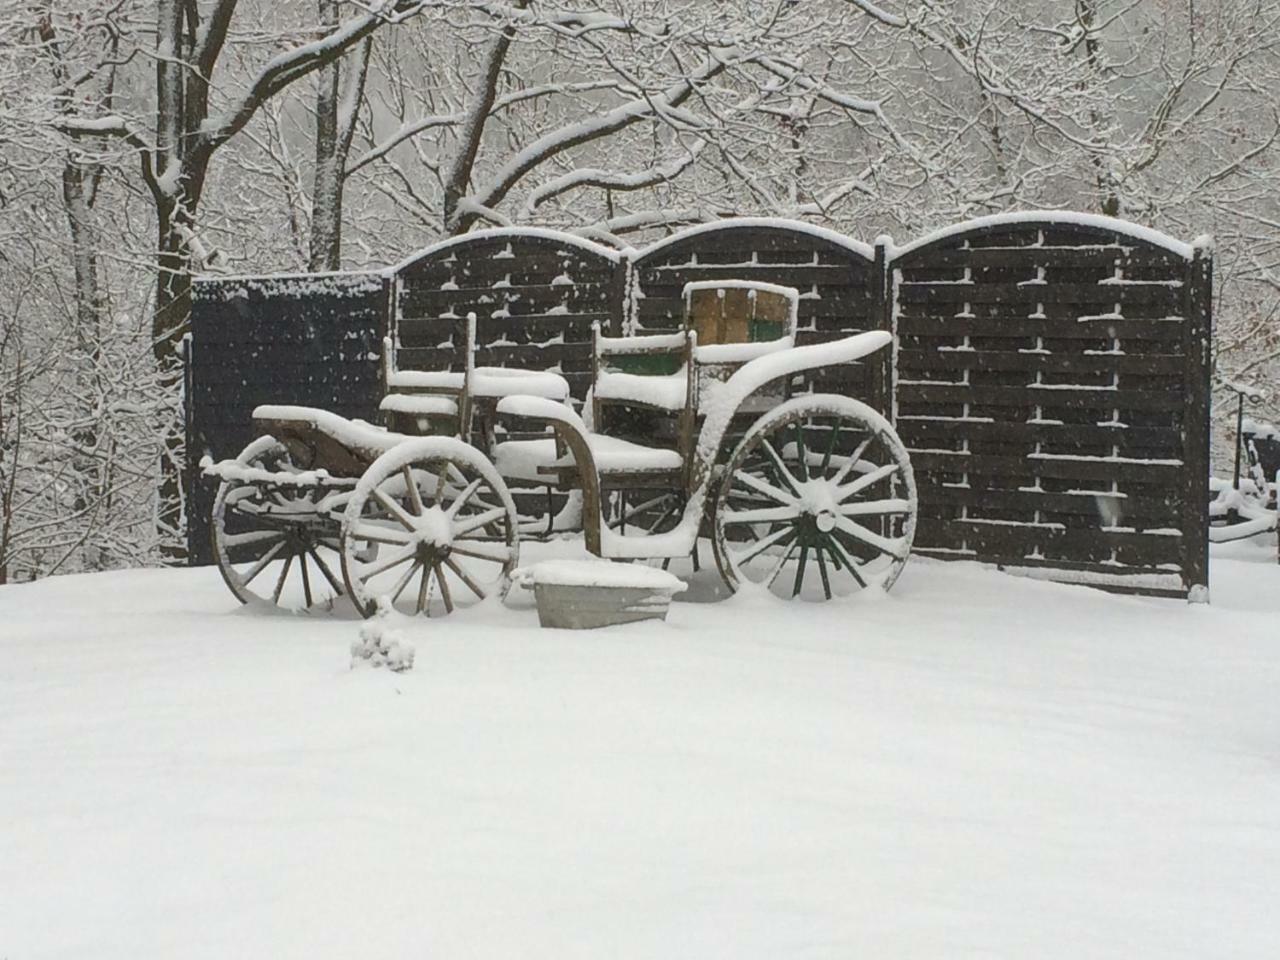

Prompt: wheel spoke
[372,488,419,532]
[272,552,294,603]
[390,559,423,603]
[820,421,842,474]
[721,505,801,526]
[793,421,810,482]
[834,515,906,560]
[434,562,454,613]
[765,542,798,588]
[835,462,899,502]
[731,470,797,507]
[443,554,487,600]
[300,552,314,607]
[415,564,432,614]
[759,439,801,496]
[449,541,514,565]
[445,478,485,519]
[733,525,795,566]
[792,545,809,597]
[824,535,868,589]
[453,505,508,537]
[839,497,913,517]
[815,543,832,599]
[830,435,874,487]
[402,465,425,516]
[348,522,413,547]
[240,540,286,586]
[356,544,417,580]
[307,547,344,594]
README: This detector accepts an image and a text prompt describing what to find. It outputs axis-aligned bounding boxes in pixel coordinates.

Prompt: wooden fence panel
[393,231,622,400]
[186,272,390,563]
[890,216,1210,598]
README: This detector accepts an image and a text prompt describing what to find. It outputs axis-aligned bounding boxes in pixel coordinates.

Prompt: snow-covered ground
[3,539,1278,958]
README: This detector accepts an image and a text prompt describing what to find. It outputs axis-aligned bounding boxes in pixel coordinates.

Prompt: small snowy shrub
[350,597,415,673]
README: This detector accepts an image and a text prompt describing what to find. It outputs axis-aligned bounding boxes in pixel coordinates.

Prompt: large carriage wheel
[340,438,519,618]
[712,395,917,600]
[211,436,347,611]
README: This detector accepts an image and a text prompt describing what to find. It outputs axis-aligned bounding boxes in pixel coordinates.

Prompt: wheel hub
[410,506,454,549]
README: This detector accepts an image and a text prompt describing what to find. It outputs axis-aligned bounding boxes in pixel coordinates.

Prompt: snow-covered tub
[512,560,687,629]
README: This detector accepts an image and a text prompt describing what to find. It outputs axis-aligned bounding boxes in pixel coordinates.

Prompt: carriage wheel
[211,436,347,611]
[340,438,519,618]
[712,395,917,600]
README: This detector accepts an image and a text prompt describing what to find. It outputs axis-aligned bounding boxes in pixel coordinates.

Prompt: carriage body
[205,281,918,617]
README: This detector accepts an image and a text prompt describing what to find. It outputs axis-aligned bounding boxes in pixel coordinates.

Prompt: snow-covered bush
[350,598,415,673]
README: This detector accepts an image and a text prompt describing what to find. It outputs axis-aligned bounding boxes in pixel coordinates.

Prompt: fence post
[611,254,633,337]
[1182,240,1213,601]
[871,237,895,422]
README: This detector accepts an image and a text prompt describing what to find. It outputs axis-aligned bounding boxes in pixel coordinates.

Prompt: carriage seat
[252,404,408,475]
[494,434,683,483]
[383,366,570,402]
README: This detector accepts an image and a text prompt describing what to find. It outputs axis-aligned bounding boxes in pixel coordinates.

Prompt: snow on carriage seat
[595,369,687,410]
[597,331,687,355]
[511,559,687,592]
[694,337,794,364]
[494,437,559,481]
[470,367,570,400]
[378,394,459,416]
[588,435,682,473]
[494,433,681,477]
[252,404,409,454]
[386,370,464,390]
[386,367,569,400]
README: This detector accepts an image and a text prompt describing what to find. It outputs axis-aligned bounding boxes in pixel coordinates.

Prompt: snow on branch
[198,1,432,154]
[455,54,731,231]
[521,145,703,217]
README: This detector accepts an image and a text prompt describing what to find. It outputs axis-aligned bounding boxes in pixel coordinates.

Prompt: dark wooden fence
[391,230,621,400]
[188,214,1211,598]
[187,272,388,564]
[891,215,1210,599]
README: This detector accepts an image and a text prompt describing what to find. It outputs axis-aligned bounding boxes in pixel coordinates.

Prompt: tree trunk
[309,1,373,272]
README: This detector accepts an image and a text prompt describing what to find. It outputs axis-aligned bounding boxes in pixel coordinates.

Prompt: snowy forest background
[0,0,1276,582]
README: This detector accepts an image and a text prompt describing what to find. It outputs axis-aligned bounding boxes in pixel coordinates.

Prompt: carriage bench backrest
[381,311,475,438]
[682,280,799,347]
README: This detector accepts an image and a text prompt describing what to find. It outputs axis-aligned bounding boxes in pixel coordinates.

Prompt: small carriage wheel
[340,438,519,618]
[211,436,347,611]
[712,395,917,600]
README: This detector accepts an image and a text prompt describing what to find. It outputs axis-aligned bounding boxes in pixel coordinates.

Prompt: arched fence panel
[392,229,623,400]
[889,214,1210,598]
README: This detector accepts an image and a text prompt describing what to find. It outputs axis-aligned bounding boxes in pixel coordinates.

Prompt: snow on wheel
[340,438,519,618]
[211,436,347,611]
[712,394,917,600]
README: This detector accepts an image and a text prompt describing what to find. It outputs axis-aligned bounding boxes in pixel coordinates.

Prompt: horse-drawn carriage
[203,282,918,616]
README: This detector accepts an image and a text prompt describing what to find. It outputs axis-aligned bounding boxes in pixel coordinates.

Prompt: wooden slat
[898,349,1183,376]
[896,281,1183,308]
[899,383,1185,412]
[896,417,1178,450]
[913,485,1180,523]
[909,449,1182,484]
[895,314,1184,341]
[902,246,1181,271]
